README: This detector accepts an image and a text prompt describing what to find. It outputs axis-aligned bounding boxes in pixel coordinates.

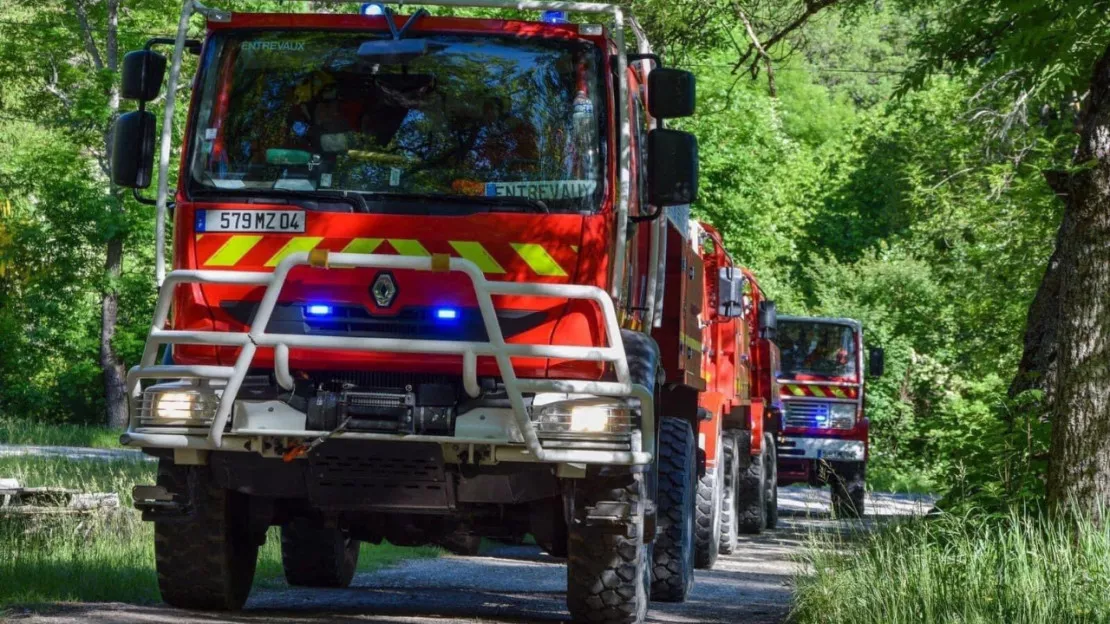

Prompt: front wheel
[153,461,259,610]
[281,519,360,588]
[830,462,866,519]
[735,432,767,535]
[650,417,697,602]
[763,433,779,530]
[718,433,738,555]
[694,463,722,569]
[566,472,650,624]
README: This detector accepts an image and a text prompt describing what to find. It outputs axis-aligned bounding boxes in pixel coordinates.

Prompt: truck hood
[172,200,613,380]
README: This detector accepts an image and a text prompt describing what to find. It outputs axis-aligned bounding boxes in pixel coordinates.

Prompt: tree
[906,0,1110,513]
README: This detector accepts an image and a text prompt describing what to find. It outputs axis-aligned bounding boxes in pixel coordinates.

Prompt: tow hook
[132,484,187,520]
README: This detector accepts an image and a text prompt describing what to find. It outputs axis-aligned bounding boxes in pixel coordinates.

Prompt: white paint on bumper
[780,437,865,461]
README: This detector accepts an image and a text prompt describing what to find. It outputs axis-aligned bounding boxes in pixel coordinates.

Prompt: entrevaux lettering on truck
[774,316,885,518]
[108,2,781,622]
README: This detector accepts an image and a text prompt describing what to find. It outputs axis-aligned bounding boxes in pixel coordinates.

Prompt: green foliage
[793,510,1110,624]
[0,456,440,609]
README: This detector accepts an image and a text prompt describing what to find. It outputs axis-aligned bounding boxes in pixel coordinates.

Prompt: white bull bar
[125,252,655,465]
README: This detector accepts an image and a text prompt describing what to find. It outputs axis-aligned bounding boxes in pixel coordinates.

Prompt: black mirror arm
[130,186,174,210]
[630,204,663,223]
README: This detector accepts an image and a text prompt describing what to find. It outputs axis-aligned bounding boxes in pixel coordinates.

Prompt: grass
[792,510,1110,624]
[0,455,439,609]
[0,418,121,449]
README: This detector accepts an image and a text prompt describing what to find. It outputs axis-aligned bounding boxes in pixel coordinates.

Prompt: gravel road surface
[6,489,933,624]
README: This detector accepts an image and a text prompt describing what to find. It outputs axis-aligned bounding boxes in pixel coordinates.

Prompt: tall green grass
[0,456,439,608]
[793,511,1110,624]
[0,418,120,448]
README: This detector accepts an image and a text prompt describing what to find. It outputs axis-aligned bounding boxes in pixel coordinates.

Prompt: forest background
[0,0,1090,508]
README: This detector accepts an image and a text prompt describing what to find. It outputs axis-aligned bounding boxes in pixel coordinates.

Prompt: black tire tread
[830,462,866,519]
[735,433,767,535]
[718,434,737,555]
[280,519,360,588]
[764,433,779,530]
[566,474,649,624]
[153,461,258,611]
[694,467,720,569]
[650,417,696,602]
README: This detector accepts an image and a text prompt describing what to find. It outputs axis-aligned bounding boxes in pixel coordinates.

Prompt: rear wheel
[566,471,650,624]
[717,433,738,555]
[830,462,866,519]
[650,417,697,602]
[763,433,779,530]
[694,464,721,569]
[280,519,360,588]
[153,461,259,610]
[735,433,767,535]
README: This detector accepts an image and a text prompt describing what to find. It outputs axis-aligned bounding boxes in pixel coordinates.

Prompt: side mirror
[869,347,885,378]
[648,68,696,119]
[717,269,747,318]
[111,111,156,188]
[648,129,698,206]
[121,50,167,101]
[759,300,777,340]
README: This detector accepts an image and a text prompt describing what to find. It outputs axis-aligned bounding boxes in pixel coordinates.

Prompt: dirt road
[7,490,932,624]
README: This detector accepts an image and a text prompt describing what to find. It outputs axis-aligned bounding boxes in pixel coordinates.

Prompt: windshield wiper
[354,191,550,214]
[192,187,369,213]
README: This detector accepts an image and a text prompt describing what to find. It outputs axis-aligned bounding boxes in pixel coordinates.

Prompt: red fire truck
[680,224,781,568]
[775,316,883,517]
[109,2,772,621]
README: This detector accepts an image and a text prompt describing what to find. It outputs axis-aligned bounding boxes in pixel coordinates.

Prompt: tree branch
[71,0,104,71]
[734,3,778,97]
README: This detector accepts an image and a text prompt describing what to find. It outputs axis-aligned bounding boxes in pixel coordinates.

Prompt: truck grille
[785,402,829,428]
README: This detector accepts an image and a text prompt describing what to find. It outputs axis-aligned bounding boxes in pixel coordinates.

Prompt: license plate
[196,210,305,233]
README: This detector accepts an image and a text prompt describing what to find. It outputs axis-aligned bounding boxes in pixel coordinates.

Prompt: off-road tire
[693,465,721,569]
[153,460,259,610]
[718,433,738,555]
[830,462,866,519]
[566,472,650,624]
[280,519,360,588]
[735,432,767,535]
[763,433,779,530]
[650,417,696,602]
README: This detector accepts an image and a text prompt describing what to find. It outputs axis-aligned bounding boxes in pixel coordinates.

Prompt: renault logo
[371,272,398,308]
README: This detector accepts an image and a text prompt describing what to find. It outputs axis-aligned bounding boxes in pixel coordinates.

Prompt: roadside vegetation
[793,511,1110,624]
[0,457,439,609]
[0,417,120,449]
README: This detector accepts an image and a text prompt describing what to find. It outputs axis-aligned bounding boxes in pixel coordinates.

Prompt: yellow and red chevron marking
[780,383,859,399]
[193,235,575,278]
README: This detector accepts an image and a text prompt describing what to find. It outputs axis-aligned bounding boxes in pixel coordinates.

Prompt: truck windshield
[188,31,606,213]
[777,321,858,379]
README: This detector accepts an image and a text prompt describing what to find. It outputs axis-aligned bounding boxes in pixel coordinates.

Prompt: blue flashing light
[435,307,459,321]
[306,304,334,317]
[360,3,386,16]
[542,10,568,24]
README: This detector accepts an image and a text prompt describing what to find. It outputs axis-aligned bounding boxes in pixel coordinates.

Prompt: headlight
[532,398,636,436]
[827,403,857,430]
[140,386,219,426]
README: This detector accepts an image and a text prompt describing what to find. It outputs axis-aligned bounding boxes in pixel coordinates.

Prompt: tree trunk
[1043,42,1110,515]
[101,235,128,428]
[97,0,127,428]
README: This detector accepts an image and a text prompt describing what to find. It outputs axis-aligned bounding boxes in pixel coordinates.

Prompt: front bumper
[778,436,865,462]
[124,251,654,466]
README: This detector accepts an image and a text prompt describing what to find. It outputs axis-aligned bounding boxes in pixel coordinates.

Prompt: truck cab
[774,316,882,517]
